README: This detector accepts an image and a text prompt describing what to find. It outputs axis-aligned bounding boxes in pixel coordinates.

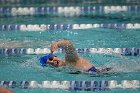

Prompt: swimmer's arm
[51,40,79,62]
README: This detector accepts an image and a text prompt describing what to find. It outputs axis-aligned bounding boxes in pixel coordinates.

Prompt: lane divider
[0,80,139,90]
[0,6,139,17]
[0,0,139,5]
[0,48,139,56]
[0,23,140,31]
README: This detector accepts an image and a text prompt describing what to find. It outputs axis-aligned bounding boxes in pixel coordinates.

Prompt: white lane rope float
[0,23,140,31]
[0,6,139,17]
[0,48,139,56]
[0,80,140,90]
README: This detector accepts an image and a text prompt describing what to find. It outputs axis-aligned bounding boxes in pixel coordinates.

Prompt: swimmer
[39,40,111,73]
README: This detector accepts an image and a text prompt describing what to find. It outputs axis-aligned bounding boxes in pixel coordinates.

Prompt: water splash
[104,54,140,73]
[20,57,44,71]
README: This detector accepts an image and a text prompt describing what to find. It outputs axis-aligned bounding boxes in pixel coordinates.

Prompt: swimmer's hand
[51,42,58,53]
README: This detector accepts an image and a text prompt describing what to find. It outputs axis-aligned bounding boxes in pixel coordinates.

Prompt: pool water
[0,1,140,93]
[0,26,140,48]
[0,27,140,93]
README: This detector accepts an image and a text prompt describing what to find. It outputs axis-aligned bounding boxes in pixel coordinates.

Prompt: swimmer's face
[47,56,65,67]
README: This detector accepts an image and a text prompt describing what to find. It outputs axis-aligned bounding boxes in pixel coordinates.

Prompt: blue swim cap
[39,53,53,67]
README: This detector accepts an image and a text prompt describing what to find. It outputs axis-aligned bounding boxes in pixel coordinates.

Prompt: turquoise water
[0,27,140,93]
[0,2,140,93]
[0,27,140,48]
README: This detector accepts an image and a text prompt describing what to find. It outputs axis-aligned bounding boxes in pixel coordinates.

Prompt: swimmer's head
[39,53,65,67]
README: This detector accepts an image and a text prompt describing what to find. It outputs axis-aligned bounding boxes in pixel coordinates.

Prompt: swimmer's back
[66,57,94,71]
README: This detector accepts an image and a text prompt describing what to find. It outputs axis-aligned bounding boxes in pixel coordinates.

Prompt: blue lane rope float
[0,23,140,31]
[0,48,139,56]
[0,80,139,90]
[0,6,139,17]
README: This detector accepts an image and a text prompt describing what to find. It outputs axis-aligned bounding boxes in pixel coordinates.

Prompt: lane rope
[0,48,139,56]
[0,6,139,17]
[0,80,139,90]
[0,0,139,5]
[0,23,140,31]
[0,0,140,5]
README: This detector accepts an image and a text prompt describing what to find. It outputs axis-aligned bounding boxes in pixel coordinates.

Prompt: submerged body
[39,40,111,73]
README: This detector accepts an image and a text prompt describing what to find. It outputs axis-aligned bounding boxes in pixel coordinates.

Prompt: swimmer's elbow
[62,40,72,44]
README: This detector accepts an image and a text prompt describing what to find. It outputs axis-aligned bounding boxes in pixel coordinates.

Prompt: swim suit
[87,66,97,72]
